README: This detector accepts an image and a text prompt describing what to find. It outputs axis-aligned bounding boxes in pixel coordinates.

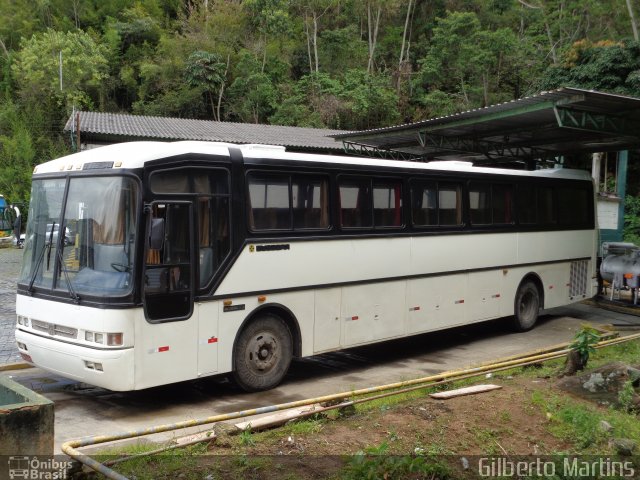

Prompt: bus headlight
[84,330,123,346]
[16,315,30,327]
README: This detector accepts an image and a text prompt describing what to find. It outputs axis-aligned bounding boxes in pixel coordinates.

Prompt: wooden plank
[175,431,215,445]
[234,404,322,432]
[429,384,502,400]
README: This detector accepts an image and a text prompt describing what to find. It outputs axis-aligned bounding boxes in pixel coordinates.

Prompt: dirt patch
[109,359,640,479]
[198,376,575,479]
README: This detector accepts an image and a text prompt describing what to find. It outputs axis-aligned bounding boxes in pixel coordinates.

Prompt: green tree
[0,101,68,205]
[340,69,399,129]
[536,39,640,96]
[12,29,109,110]
[413,11,525,117]
[318,26,367,76]
[0,105,34,204]
[624,194,640,245]
[132,32,207,118]
[244,0,292,71]
[227,51,278,123]
[185,50,228,120]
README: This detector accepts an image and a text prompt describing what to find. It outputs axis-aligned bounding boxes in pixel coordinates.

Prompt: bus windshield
[19,176,139,297]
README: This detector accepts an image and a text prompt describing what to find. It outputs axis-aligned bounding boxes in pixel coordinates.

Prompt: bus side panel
[406,274,468,333]
[196,301,219,376]
[134,313,198,389]
[341,281,406,347]
[466,270,504,322]
[409,233,517,277]
[313,288,342,353]
[517,230,594,264]
[516,229,596,309]
[215,237,411,297]
[406,277,440,334]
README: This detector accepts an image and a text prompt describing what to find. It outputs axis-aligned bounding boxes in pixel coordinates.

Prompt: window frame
[337,174,404,231]
[246,170,331,233]
[410,178,465,229]
[468,181,515,227]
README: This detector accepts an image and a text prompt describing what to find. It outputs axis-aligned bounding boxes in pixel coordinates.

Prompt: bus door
[141,167,230,382]
[139,201,198,387]
[143,202,194,321]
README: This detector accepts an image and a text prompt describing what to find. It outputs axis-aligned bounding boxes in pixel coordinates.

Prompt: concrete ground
[1,246,640,454]
[0,247,22,365]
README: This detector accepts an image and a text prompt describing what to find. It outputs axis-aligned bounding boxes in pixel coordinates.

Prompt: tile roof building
[64,111,348,153]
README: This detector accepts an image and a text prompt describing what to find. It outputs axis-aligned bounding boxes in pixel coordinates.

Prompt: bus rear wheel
[233,314,293,392]
[512,280,540,332]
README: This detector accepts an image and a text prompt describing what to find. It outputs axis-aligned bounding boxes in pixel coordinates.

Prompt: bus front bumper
[15,329,135,391]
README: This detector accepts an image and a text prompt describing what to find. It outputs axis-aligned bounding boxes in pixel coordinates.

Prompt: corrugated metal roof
[64,111,349,152]
[333,88,640,163]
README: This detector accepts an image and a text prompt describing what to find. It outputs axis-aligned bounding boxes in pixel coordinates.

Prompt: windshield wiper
[46,222,55,270]
[56,242,80,304]
[27,222,56,294]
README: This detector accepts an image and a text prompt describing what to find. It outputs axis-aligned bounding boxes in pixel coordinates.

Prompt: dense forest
[3,0,640,211]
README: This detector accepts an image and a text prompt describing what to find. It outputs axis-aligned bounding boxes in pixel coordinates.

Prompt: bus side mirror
[149,218,165,250]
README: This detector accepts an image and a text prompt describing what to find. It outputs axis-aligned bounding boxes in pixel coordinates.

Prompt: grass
[531,389,640,454]
[589,337,640,368]
[95,441,211,480]
[342,442,452,480]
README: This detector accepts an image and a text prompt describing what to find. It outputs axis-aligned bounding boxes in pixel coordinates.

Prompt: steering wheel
[111,263,131,272]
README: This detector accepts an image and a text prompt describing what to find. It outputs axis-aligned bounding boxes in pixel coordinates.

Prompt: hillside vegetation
[3,0,640,204]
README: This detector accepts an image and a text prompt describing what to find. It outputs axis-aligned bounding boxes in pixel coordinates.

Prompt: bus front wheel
[233,314,293,392]
[512,280,540,332]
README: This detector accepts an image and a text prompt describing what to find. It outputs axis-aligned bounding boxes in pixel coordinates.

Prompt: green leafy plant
[624,194,640,246]
[239,426,255,447]
[569,325,600,366]
[618,380,638,413]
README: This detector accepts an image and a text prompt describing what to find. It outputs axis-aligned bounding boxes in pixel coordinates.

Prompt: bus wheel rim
[247,333,279,372]
[520,290,536,320]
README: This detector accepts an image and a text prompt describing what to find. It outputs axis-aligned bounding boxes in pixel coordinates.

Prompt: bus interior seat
[293,209,323,228]
[412,209,437,226]
[253,208,289,229]
[374,208,401,227]
[341,209,361,227]
[145,267,168,293]
[440,209,459,226]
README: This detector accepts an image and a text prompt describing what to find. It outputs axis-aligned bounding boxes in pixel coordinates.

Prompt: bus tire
[232,314,293,392]
[512,280,540,332]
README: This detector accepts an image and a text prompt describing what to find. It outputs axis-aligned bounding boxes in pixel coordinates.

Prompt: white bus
[15,141,596,392]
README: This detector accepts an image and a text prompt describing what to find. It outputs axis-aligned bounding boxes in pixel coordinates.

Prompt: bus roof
[33,141,592,181]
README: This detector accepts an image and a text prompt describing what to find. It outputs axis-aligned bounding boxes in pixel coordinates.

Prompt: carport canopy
[332,87,640,168]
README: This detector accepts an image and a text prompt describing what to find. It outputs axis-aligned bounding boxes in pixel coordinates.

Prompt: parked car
[44,224,73,246]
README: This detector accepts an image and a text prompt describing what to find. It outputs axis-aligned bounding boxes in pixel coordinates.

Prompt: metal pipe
[62,332,640,479]
[474,328,616,368]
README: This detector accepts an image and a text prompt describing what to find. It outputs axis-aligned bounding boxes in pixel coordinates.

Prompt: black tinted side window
[247,174,291,230]
[339,177,372,228]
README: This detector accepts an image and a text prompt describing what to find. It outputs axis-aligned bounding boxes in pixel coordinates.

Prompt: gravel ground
[0,247,23,364]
